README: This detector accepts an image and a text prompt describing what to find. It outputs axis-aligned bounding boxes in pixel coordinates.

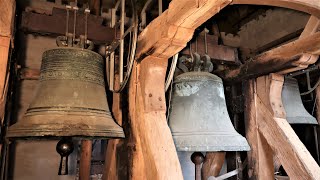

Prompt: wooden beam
[231,0,320,18]
[0,0,15,37]
[255,74,320,179]
[128,57,183,179]
[222,32,320,81]
[19,68,40,80]
[278,15,320,74]
[79,140,92,180]
[21,8,115,44]
[180,32,240,65]
[136,0,232,60]
[244,79,274,180]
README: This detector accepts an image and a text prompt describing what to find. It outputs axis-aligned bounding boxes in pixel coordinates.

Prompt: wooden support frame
[128,57,183,179]
[245,74,320,179]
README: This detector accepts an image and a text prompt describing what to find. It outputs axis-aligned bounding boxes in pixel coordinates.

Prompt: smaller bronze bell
[282,77,318,125]
[168,72,250,152]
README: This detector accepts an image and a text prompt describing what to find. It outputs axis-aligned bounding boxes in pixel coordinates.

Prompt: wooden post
[244,79,274,180]
[255,74,320,179]
[128,57,183,179]
[0,0,15,124]
[79,140,92,180]
[103,75,126,180]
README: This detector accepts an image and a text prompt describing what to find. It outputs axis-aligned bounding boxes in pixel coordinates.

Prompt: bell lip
[44,47,102,59]
[286,116,318,125]
[174,72,222,83]
[7,127,125,139]
[7,114,125,139]
[172,134,251,152]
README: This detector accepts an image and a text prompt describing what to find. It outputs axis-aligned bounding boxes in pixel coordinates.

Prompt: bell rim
[7,125,125,139]
[172,134,251,152]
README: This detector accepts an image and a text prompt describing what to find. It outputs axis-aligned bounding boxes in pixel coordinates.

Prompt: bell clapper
[56,138,74,175]
[191,152,204,180]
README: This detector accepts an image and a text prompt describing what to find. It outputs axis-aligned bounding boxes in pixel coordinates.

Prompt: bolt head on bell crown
[7,47,124,139]
[168,71,250,152]
[282,77,318,125]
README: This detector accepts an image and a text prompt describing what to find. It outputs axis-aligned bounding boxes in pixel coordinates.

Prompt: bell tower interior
[0,0,319,179]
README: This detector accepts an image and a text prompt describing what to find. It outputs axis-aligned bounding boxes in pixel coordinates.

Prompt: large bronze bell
[7,47,124,138]
[168,71,250,152]
[282,77,318,125]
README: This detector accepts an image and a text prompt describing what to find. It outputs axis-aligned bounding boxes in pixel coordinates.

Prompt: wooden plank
[223,32,320,81]
[256,74,320,180]
[0,0,15,37]
[79,140,92,180]
[19,68,40,80]
[128,57,183,179]
[202,152,226,179]
[21,8,115,44]
[136,0,232,60]
[231,0,320,18]
[278,15,320,74]
[243,79,274,180]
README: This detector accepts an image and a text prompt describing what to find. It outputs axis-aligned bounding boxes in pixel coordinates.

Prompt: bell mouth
[7,113,125,139]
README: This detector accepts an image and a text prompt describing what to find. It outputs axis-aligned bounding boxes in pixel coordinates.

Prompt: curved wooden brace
[232,0,320,18]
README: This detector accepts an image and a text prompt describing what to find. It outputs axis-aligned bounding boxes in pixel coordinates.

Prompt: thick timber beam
[0,0,15,124]
[254,74,320,179]
[244,79,274,180]
[128,58,183,179]
[278,15,319,74]
[136,0,232,60]
[223,32,320,81]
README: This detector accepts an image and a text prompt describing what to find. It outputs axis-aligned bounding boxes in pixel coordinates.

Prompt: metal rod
[191,152,204,180]
[73,6,79,44]
[79,140,92,180]
[66,5,71,36]
[204,28,208,54]
[84,8,90,44]
[314,127,320,164]
[110,52,115,91]
[119,0,125,83]
[158,0,163,15]
[306,72,314,99]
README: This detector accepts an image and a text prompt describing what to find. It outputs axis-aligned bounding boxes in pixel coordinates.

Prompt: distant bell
[168,72,250,152]
[7,47,124,139]
[282,77,318,125]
